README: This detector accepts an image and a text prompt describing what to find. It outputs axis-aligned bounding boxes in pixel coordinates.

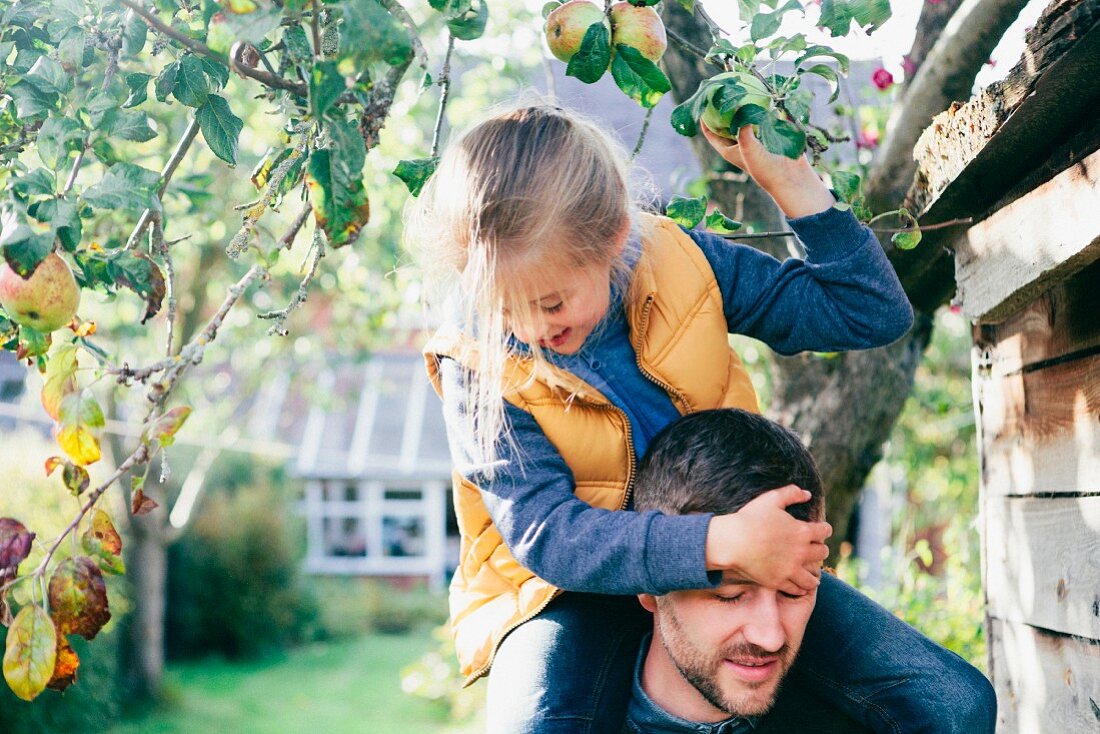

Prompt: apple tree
[0,0,998,704]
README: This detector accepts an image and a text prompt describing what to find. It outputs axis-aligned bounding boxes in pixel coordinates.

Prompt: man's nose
[741,597,786,653]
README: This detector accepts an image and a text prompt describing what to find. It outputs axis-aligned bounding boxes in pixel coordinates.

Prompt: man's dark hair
[634,409,824,520]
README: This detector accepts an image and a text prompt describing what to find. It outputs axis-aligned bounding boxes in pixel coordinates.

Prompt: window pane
[382,516,425,557]
[322,516,367,557]
[384,489,421,501]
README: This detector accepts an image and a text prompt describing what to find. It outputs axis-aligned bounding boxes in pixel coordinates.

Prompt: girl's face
[505,259,615,355]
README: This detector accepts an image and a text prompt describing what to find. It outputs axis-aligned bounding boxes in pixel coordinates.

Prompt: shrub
[306,576,448,639]
[165,474,319,660]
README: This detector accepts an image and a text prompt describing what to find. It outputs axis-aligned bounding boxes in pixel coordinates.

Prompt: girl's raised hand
[705,484,832,596]
[700,122,835,219]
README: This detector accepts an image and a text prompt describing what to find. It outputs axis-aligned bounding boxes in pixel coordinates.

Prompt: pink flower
[856,127,879,150]
[872,67,894,91]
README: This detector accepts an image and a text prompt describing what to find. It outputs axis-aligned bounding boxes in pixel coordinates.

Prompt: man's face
[642,573,817,719]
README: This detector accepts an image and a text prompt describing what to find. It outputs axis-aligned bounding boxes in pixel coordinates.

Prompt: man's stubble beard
[656,604,797,718]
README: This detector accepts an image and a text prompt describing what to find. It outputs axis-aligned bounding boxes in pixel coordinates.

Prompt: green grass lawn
[107,630,483,734]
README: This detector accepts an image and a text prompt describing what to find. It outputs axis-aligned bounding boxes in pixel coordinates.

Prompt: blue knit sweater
[438,205,913,596]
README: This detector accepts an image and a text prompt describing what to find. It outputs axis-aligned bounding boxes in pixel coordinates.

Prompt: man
[625,408,994,733]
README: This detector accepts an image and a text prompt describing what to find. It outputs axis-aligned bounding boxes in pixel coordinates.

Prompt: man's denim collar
[625,633,758,734]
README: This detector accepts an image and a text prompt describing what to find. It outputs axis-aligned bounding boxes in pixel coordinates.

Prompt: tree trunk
[120,506,168,701]
[659,3,1001,553]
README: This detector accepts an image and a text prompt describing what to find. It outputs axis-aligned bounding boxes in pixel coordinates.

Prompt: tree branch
[116,0,308,97]
[125,117,201,251]
[431,34,456,158]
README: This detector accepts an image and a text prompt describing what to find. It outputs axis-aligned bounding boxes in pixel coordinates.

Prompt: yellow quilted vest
[424,213,760,685]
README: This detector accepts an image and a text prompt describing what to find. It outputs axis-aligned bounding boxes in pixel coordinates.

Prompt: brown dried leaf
[47,557,111,641]
[44,456,64,476]
[131,488,158,516]
[81,510,125,575]
[46,634,79,692]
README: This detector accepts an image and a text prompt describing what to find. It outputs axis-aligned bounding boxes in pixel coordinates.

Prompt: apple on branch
[0,252,81,333]
[609,2,667,62]
[544,0,609,62]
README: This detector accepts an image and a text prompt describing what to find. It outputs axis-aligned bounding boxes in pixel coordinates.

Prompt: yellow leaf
[2,605,57,702]
[41,344,78,421]
[56,424,101,466]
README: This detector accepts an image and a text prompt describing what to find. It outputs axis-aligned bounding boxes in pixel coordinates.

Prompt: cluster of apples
[0,254,81,333]
[544,0,668,64]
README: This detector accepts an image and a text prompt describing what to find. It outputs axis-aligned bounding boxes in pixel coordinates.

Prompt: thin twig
[718,216,975,241]
[279,202,313,250]
[117,0,307,96]
[631,106,655,160]
[62,141,87,195]
[150,215,177,358]
[125,117,201,251]
[431,34,456,158]
[226,134,311,259]
[310,0,322,59]
[665,27,714,63]
[257,229,325,335]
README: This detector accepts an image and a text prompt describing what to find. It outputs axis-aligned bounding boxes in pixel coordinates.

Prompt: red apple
[609,2,667,63]
[0,252,81,333]
[544,1,608,62]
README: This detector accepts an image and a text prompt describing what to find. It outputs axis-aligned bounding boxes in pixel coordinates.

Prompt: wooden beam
[893,0,1100,310]
[956,148,1100,321]
[988,618,1100,733]
[985,497,1100,639]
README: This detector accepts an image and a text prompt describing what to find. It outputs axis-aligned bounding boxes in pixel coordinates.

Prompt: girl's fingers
[700,121,746,168]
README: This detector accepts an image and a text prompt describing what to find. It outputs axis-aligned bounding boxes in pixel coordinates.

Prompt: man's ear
[637,593,658,614]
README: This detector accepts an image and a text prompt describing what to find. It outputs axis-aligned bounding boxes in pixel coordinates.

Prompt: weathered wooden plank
[908,0,1100,219]
[955,148,1100,322]
[988,618,1100,733]
[974,258,1100,377]
[985,497,1100,639]
[893,0,1100,311]
[976,348,1100,455]
[981,424,1100,497]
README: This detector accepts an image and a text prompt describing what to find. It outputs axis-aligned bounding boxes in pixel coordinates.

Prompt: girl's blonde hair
[407,103,652,472]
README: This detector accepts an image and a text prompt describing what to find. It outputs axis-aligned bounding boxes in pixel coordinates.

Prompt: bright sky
[702,0,1048,88]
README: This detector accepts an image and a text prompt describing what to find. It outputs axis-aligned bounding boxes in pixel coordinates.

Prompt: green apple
[609,2,667,62]
[0,252,81,333]
[544,1,608,62]
[700,71,773,139]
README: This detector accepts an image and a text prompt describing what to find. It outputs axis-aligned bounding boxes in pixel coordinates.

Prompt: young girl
[407,104,995,733]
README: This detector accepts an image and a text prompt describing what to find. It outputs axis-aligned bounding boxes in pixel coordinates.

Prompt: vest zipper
[634,294,691,414]
[465,401,637,686]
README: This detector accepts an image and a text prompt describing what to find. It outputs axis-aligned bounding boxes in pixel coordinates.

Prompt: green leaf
[2,605,56,702]
[107,110,158,142]
[851,0,891,33]
[758,110,806,159]
[817,0,854,36]
[215,5,283,46]
[12,169,55,198]
[123,9,148,56]
[48,556,111,640]
[542,1,563,20]
[173,55,210,108]
[566,22,611,85]
[670,77,716,137]
[310,60,345,119]
[338,0,413,68]
[281,24,313,67]
[123,72,153,108]
[57,28,86,72]
[82,162,160,213]
[750,0,801,42]
[448,0,488,41]
[393,157,439,197]
[154,61,180,103]
[28,197,81,252]
[1,237,52,279]
[665,195,707,228]
[802,63,840,102]
[196,94,244,165]
[25,55,71,96]
[830,170,862,204]
[305,122,369,247]
[677,0,696,11]
[428,0,472,14]
[8,80,57,119]
[610,45,671,108]
[705,209,741,234]
[784,88,813,124]
[201,57,230,91]
[795,45,850,75]
[145,405,192,448]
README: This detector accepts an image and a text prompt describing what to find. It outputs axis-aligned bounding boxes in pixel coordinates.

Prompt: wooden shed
[910,0,1100,729]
